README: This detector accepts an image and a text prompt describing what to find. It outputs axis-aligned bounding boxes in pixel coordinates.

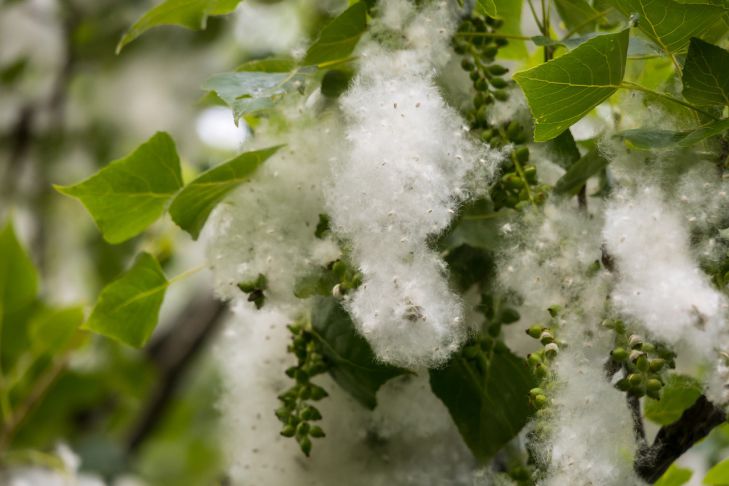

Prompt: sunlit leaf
[0,221,38,317]
[302,2,367,66]
[514,29,629,141]
[554,0,602,35]
[494,0,526,59]
[84,252,168,347]
[29,306,84,353]
[55,132,183,244]
[682,38,729,106]
[704,458,729,485]
[169,145,281,239]
[202,72,290,123]
[476,0,498,17]
[610,0,727,54]
[235,57,295,73]
[554,149,610,195]
[654,464,693,486]
[117,0,242,53]
[644,374,702,426]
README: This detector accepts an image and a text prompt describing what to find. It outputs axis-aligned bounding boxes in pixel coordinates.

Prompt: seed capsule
[539,330,555,345]
[526,324,544,339]
[627,373,643,386]
[488,64,509,76]
[628,334,643,349]
[611,347,628,362]
[649,358,665,372]
[544,342,559,358]
[646,378,662,392]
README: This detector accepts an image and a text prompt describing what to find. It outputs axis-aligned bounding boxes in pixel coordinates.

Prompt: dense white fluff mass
[603,187,726,350]
[326,1,501,367]
[217,304,477,486]
[208,118,341,312]
[540,336,641,486]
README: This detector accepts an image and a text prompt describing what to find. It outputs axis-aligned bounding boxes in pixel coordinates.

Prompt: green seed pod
[489,64,509,76]
[275,406,291,422]
[503,173,524,190]
[539,330,555,345]
[309,384,328,400]
[529,387,545,398]
[482,45,499,58]
[627,373,643,386]
[646,378,662,392]
[514,146,530,163]
[646,388,661,400]
[490,77,508,89]
[611,347,628,362]
[301,406,322,421]
[296,421,310,436]
[470,70,480,82]
[297,435,312,456]
[636,355,649,372]
[649,358,665,372]
[480,129,495,142]
[544,342,559,358]
[281,424,296,437]
[640,342,655,353]
[492,19,504,29]
[475,77,489,91]
[535,363,548,379]
[533,394,548,409]
[615,378,630,391]
[500,307,520,324]
[237,280,257,293]
[454,42,467,55]
[526,324,544,339]
[493,90,510,101]
[309,426,326,438]
[528,353,542,366]
[628,334,643,349]
[494,37,509,47]
[461,58,475,71]
[523,164,537,184]
[547,305,561,318]
[463,345,480,358]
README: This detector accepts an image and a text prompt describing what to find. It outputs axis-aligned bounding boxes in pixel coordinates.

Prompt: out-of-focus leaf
[83,252,168,348]
[293,267,339,299]
[494,0,526,59]
[654,464,693,486]
[0,221,38,316]
[117,0,242,53]
[29,306,84,353]
[169,145,281,239]
[55,132,183,244]
[553,149,610,195]
[321,69,354,98]
[476,0,498,17]
[610,0,727,54]
[430,343,535,462]
[704,458,729,485]
[644,374,702,426]
[682,38,729,106]
[547,129,582,169]
[514,30,629,141]
[302,2,367,66]
[202,72,290,123]
[554,0,602,35]
[679,118,729,146]
[235,57,295,73]
[0,57,28,85]
[309,297,407,409]
[439,198,512,253]
[616,129,690,149]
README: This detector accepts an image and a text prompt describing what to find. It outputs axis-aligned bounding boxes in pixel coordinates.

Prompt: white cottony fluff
[603,187,726,351]
[326,1,501,367]
[217,304,477,486]
[541,337,641,486]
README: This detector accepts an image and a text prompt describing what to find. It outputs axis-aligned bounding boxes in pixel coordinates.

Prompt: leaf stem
[511,151,536,207]
[619,81,717,120]
[168,264,206,286]
[455,33,532,41]
[527,0,545,33]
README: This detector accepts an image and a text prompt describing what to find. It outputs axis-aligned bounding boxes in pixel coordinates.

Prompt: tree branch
[634,395,726,483]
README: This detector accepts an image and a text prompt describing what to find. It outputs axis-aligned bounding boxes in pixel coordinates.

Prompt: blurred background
[0,0,344,483]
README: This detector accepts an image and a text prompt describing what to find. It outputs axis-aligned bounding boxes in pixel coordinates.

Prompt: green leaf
[547,129,582,169]
[513,29,629,141]
[644,374,702,426]
[0,221,39,316]
[429,343,535,462]
[553,149,610,195]
[683,38,729,106]
[202,72,290,123]
[679,118,729,146]
[494,0,526,59]
[55,132,183,244]
[169,145,281,239]
[654,464,693,486]
[29,306,84,353]
[84,252,168,348]
[554,0,602,35]
[293,267,339,299]
[616,128,690,149]
[610,0,728,54]
[302,2,367,66]
[235,57,295,73]
[705,458,729,485]
[117,0,242,53]
[321,69,354,98]
[309,297,407,409]
[476,0,498,17]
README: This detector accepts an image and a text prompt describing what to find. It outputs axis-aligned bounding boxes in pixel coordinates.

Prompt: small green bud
[482,45,498,58]
[301,406,322,421]
[636,355,649,372]
[489,77,508,89]
[463,345,480,359]
[627,373,642,386]
[533,394,548,409]
[629,350,644,363]
[296,421,310,436]
[646,378,662,392]
[523,164,537,184]
[649,358,666,372]
[640,342,655,353]
[494,37,509,47]
[506,121,522,139]
[309,426,326,438]
[475,77,488,91]
[529,387,545,398]
[528,353,542,366]
[547,305,561,318]
[611,347,628,362]
[503,173,524,190]
[308,384,328,400]
[646,388,661,400]
[275,406,291,422]
[500,307,520,324]
[493,89,509,101]
[539,330,555,345]
[281,424,296,437]
[526,325,544,339]
[544,342,559,358]
[297,435,312,456]
[488,64,509,76]
[535,363,548,379]
[615,378,630,391]
[461,58,475,71]
[514,147,530,163]
[628,334,643,349]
